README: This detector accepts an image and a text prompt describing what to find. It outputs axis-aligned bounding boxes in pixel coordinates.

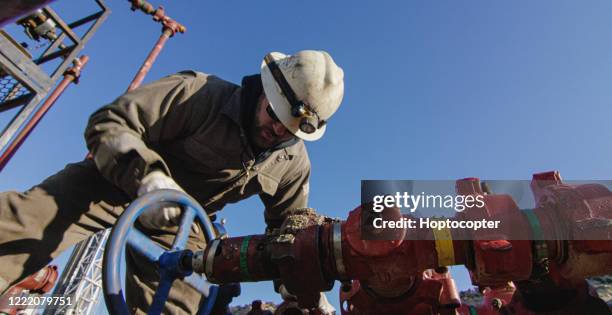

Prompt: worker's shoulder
[292,140,309,155]
[286,140,311,168]
[167,70,239,89]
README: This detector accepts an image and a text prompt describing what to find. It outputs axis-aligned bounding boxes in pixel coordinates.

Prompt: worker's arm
[84,71,224,197]
[259,155,311,231]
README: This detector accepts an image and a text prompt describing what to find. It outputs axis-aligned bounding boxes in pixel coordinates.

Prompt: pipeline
[191,171,612,314]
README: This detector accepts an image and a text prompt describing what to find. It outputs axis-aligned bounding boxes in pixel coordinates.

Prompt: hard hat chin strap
[264,54,324,134]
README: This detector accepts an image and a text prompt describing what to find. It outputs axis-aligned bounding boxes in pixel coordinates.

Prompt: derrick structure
[45,230,110,315]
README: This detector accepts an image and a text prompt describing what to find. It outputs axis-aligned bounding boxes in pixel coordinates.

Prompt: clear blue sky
[2,0,612,312]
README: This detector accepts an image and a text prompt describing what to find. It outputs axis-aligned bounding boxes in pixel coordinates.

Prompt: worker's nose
[271,121,290,138]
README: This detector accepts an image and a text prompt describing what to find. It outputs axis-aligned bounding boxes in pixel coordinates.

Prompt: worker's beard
[241,76,296,152]
[249,100,279,150]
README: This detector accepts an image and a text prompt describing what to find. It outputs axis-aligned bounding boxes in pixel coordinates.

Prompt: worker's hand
[316,292,336,315]
[278,283,297,302]
[137,170,183,196]
[279,284,336,315]
[136,170,187,230]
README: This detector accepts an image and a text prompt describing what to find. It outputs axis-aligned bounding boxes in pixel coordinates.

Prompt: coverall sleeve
[259,158,311,230]
[84,71,212,197]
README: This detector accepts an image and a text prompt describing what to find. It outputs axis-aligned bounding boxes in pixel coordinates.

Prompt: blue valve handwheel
[102,189,223,315]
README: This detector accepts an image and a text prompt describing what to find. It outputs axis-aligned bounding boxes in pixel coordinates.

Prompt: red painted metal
[0,265,59,315]
[340,278,444,315]
[198,171,612,314]
[344,206,404,257]
[455,178,534,286]
[204,234,278,283]
[338,269,462,315]
[0,56,88,172]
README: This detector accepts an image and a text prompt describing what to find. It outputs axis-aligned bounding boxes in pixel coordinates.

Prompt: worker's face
[251,95,295,149]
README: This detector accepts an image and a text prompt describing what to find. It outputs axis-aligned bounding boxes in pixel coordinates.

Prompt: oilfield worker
[0,50,344,314]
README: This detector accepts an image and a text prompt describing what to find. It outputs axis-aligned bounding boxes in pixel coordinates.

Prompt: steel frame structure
[0,0,109,167]
[45,229,110,315]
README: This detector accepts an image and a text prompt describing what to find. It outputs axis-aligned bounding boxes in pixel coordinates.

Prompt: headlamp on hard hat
[264,54,324,134]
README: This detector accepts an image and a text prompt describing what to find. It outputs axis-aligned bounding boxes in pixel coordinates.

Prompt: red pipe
[0,56,88,172]
[126,1,186,92]
[197,174,612,312]
[127,28,172,91]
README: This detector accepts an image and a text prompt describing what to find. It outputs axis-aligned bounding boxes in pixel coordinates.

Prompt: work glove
[278,284,336,315]
[136,170,187,230]
[316,292,336,315]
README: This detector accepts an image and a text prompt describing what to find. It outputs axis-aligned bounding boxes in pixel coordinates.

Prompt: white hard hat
[261,50,344,141]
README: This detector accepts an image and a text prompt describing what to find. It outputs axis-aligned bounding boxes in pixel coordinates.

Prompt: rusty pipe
[128,1,186,33]
[126,27,172,92]
[0,56,88,172]
[194,174,612,310]
[126,0,186,92]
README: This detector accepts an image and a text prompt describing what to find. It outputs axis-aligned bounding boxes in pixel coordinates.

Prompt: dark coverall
[0,71,311,314]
